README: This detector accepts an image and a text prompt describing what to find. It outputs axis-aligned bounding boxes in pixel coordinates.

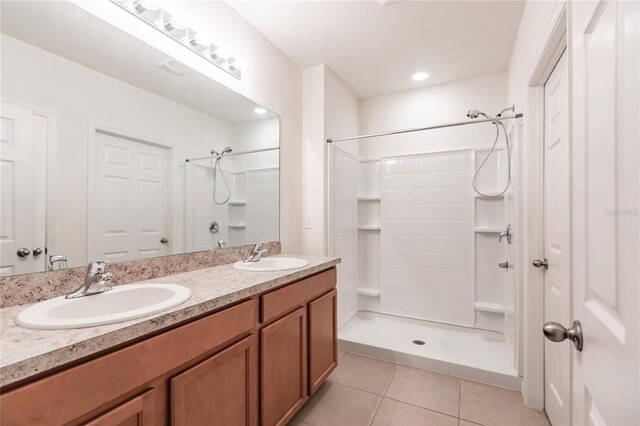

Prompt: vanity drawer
[261,268,336,323]
[0,299,255,426]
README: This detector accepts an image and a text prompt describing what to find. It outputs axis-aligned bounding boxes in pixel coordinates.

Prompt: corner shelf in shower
[358,225,381,231]
[228,223,247,228]
[356,288,380,297]
[474,193,505,199]
[228,200,246,206]
[474,227,503,233]
[474,302,505,314]
[357,196,381,201]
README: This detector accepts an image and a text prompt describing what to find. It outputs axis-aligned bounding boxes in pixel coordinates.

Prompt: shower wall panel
[246,168,280,243]
[333,148,358,327]
[380,151,474,326]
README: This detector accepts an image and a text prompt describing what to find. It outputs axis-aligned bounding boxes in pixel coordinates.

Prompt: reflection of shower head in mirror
[210,147,233,157]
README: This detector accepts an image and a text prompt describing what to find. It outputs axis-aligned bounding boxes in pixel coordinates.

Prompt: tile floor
[290,352,550,426]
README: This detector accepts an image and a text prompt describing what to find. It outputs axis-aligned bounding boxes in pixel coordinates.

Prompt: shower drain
[412,339,426,346]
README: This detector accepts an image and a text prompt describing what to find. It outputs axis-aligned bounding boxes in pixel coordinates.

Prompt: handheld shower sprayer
[211,146,233,205]
[468,106,515,198]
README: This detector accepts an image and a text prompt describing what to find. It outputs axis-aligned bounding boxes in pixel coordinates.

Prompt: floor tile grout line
[382,395,460,421]
[368,393,385,426]
[383,364,399,396]
[458,380,462,418]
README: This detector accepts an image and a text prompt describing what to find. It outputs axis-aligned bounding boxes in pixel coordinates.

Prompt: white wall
[74,0,303,254]
[302,65,359,256]
[359,73,508,158]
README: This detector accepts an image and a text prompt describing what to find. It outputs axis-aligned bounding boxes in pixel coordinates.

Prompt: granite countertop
[0,255,340,388]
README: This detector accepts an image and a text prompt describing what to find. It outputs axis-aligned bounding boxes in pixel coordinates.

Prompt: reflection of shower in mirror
[211,147,233,205]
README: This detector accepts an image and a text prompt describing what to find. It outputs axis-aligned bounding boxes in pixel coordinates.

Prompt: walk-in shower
[328,107,523,389]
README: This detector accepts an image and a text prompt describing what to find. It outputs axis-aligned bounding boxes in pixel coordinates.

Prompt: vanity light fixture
[111,0,246,80]
[254,108,267,114]
[411,71,430,81]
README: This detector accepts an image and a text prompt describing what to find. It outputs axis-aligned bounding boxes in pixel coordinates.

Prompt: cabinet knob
[160,238,169,244]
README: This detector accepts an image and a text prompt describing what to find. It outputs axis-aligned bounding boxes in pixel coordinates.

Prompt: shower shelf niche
[228,200,246,206]
[474,227,503,233]
[357,288,380,297]
[356,158,381,311]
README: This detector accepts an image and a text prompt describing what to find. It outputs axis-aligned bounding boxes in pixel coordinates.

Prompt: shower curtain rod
[326,113,523,143]
[184,146,279,162]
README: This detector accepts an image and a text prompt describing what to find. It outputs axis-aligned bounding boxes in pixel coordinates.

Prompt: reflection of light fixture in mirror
[208,45,227,65]
[254,108,267,114]
[228,58,247,78]
[111,0,246,80]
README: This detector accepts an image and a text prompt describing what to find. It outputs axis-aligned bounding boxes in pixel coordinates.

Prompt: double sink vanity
[0,253,340,426]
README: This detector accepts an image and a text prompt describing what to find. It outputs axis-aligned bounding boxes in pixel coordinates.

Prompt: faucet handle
[251,241,265,252]
[87,260,108,275]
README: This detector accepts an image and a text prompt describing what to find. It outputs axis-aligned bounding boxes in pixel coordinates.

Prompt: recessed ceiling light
[254,108,267,114]
[411,71,430,81]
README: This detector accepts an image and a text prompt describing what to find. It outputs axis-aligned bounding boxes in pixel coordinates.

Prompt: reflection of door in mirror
[0,102,47,276]
[88,129,171,263]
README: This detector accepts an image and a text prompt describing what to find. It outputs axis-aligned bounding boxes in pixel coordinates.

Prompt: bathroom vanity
[0,257,339,426]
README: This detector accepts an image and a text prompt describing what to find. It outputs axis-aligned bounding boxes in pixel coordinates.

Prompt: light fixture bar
[110,0,245,80]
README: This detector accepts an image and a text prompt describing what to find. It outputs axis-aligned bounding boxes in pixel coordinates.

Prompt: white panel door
[543,50,571,426]
[91,131,170,263]
[570,1,639,425]
[0,103,45,275]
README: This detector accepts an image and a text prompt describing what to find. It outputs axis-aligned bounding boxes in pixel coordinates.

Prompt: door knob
[543,320,583,351]
[17,248,31,257]
[532,258,549,269]
[160,238,169,244]
[33,248,43,256]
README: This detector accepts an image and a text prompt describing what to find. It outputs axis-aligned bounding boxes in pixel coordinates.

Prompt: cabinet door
[261,307,307,426]
[308,289,338,394]
[171,335,258,426]
[85,389,156,426]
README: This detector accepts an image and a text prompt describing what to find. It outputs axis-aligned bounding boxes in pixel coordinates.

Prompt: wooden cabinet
[0,267,338,426]
[171,335,258,426]
[86,389,156,426]
[260,308,307,426]
[308,289,338,395]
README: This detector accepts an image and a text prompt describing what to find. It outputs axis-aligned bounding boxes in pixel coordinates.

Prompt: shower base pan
[338,311,521,390]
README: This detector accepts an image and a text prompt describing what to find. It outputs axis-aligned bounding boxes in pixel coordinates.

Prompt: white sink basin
[233,257,309,272]
[16,284,191,330]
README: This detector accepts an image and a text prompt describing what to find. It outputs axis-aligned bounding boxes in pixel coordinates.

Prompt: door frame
[87,121,174,262]
[519,1,568,409]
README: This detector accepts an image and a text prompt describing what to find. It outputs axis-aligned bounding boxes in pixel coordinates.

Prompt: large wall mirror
[0,1,280,276]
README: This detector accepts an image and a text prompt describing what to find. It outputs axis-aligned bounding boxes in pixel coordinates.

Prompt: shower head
[467,109,490,119]
[210,147,233,156]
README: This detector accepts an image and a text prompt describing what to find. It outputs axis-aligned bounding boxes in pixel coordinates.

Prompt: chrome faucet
[499,224,512,244]
[65,261,113,299]
[244,242,267,263]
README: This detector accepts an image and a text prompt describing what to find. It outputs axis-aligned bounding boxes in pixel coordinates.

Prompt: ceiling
[1,1,276,124]
[229,1,525,98]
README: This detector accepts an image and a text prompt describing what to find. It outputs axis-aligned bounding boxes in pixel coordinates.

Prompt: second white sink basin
[233,257,309,272]
[16,284,191,330]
